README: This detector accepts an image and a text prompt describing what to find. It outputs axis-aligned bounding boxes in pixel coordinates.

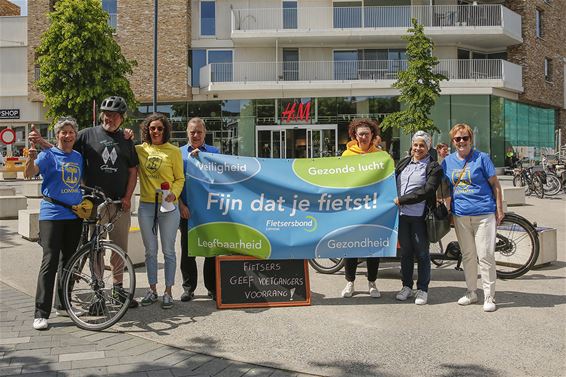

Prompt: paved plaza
[1,177,565,377]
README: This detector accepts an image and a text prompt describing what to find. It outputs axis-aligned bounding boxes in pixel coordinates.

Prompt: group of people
[26,97,215,330]
[25,98,503,331]
[338,119,503,313]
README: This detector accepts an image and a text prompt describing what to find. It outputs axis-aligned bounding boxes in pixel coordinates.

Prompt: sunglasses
[453,136,470,142]
[149,126,164,132]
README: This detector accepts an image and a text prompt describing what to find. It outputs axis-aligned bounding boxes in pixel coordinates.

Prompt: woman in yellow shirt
[135,113,185,309]
[340,118,384,299]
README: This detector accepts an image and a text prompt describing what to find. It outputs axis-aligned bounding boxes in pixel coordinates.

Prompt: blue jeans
[398,215,430,292]
[138,202,180,288]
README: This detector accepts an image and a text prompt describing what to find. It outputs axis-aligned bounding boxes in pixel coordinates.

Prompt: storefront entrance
[256,125,338,158]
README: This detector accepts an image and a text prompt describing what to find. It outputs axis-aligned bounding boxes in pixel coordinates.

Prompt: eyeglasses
[149,126,164,132]
[356,132,371,138]
[453,136,470,142]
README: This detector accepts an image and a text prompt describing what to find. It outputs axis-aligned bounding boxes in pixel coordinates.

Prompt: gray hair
[412,130,432,150]
[187,117,206,130]
[54,116,78,134]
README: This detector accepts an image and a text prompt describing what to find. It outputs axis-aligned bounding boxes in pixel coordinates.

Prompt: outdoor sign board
[216,256,311,309]
[0,109,20,119]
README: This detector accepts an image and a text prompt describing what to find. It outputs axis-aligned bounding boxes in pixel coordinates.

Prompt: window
[283,1,297,29]
[535,8,543,38]
[333,2,362,28]
[189,49,206,87]
[201,1,216,36]
[333,50,358,80]
[102,0,117,29]
[283,49,299,81]
[208,50,233,82]
[544,58,552,81]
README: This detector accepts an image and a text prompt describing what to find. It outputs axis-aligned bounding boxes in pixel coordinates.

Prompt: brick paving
[0,283,313,377]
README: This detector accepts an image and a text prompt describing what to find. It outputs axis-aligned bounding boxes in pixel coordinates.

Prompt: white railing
[232,5,508,32]
[202,59,518,85]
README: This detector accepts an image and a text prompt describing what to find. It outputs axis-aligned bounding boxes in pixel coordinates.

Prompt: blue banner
[186,152,399,259]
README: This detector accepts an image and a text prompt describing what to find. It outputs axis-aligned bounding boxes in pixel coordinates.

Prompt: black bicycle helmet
[100,96,127,114]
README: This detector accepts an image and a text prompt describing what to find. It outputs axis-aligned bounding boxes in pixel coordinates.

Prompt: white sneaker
[56,307,84,317]
[341,282,354,298]
[368,281,381,298]
[458,291,478,306]
[415,290,428,305]
[396,286,413,301]
[33,318,48,330]
[483,296,496,312]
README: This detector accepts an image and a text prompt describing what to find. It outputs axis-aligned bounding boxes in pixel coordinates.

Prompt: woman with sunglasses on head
[340,118,386,299]
[442,123,504,312]
[24,117,84,330]
[135,113,185,310]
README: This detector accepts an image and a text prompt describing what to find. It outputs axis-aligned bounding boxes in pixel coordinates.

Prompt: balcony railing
[232,5,510,31]
[201,59,518,87]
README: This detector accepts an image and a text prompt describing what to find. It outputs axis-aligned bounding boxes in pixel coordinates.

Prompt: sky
[10,0,27,16]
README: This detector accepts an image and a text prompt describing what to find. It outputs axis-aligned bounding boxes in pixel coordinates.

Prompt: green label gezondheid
[292,152,395,188]
[189,222,271,259]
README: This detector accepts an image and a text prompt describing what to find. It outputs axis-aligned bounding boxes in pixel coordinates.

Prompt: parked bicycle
[512,165,545,198]
[309,212,539,280]
[540,154,564,196]
[61,186,136,331]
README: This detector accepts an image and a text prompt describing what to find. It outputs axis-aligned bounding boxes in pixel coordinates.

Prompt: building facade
[0,15,48,156]
[26,0,566,165]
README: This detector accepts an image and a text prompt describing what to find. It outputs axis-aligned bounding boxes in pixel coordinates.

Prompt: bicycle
[513,166,545,199]
[540,154,563,196]
[309,212,539,280]
[61,186,136,331]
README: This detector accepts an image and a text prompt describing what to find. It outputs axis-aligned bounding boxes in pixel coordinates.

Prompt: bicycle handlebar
[80,185,123,218]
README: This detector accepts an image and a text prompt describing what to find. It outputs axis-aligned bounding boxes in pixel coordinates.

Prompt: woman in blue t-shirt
[441,123,504,313]
[24,117,84,330]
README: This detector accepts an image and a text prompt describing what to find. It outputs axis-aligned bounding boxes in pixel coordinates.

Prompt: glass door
[256,125,338,158]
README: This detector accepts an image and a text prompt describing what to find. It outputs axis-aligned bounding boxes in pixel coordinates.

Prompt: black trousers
[179,218,216,294]
[344,257,380,282]
[35,219,83,319]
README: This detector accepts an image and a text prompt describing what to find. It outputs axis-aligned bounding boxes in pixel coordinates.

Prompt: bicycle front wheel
[308,258,345,274]
[533,176,544,199]
[495,213,540,279]
[62,241,136,331]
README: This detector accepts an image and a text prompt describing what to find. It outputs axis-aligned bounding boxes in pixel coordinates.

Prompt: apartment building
[27,0,565,165]
[0,14,49,156]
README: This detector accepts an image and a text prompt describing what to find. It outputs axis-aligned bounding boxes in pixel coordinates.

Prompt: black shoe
[112,286,138,308]
[180,289,195,302]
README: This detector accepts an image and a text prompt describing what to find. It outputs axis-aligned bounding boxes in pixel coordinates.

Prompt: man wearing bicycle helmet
[29,95,140,309]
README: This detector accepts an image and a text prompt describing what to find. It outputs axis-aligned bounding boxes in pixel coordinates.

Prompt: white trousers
[453,214,497,298]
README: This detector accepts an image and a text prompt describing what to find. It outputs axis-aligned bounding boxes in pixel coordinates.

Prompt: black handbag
[426,203,451,243]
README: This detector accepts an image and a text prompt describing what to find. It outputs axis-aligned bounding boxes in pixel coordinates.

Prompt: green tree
[380,18,447,135]
[36,0,136,128]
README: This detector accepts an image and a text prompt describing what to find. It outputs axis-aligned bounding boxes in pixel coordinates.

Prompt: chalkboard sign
[216,256,311,309]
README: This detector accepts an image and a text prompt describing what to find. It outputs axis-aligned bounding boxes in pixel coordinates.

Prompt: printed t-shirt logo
[146,155,162,174]
[451,168,471,189]
[62,162,81,188]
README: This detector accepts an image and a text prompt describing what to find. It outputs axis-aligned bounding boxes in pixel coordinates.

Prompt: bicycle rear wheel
[430,240,445,267]
[543,173,562,196]
[308,258,345,274]
[62,241,136,331]
[495,213,540,279]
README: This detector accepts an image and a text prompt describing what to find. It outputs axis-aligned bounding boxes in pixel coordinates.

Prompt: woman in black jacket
[394,131,443,305]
